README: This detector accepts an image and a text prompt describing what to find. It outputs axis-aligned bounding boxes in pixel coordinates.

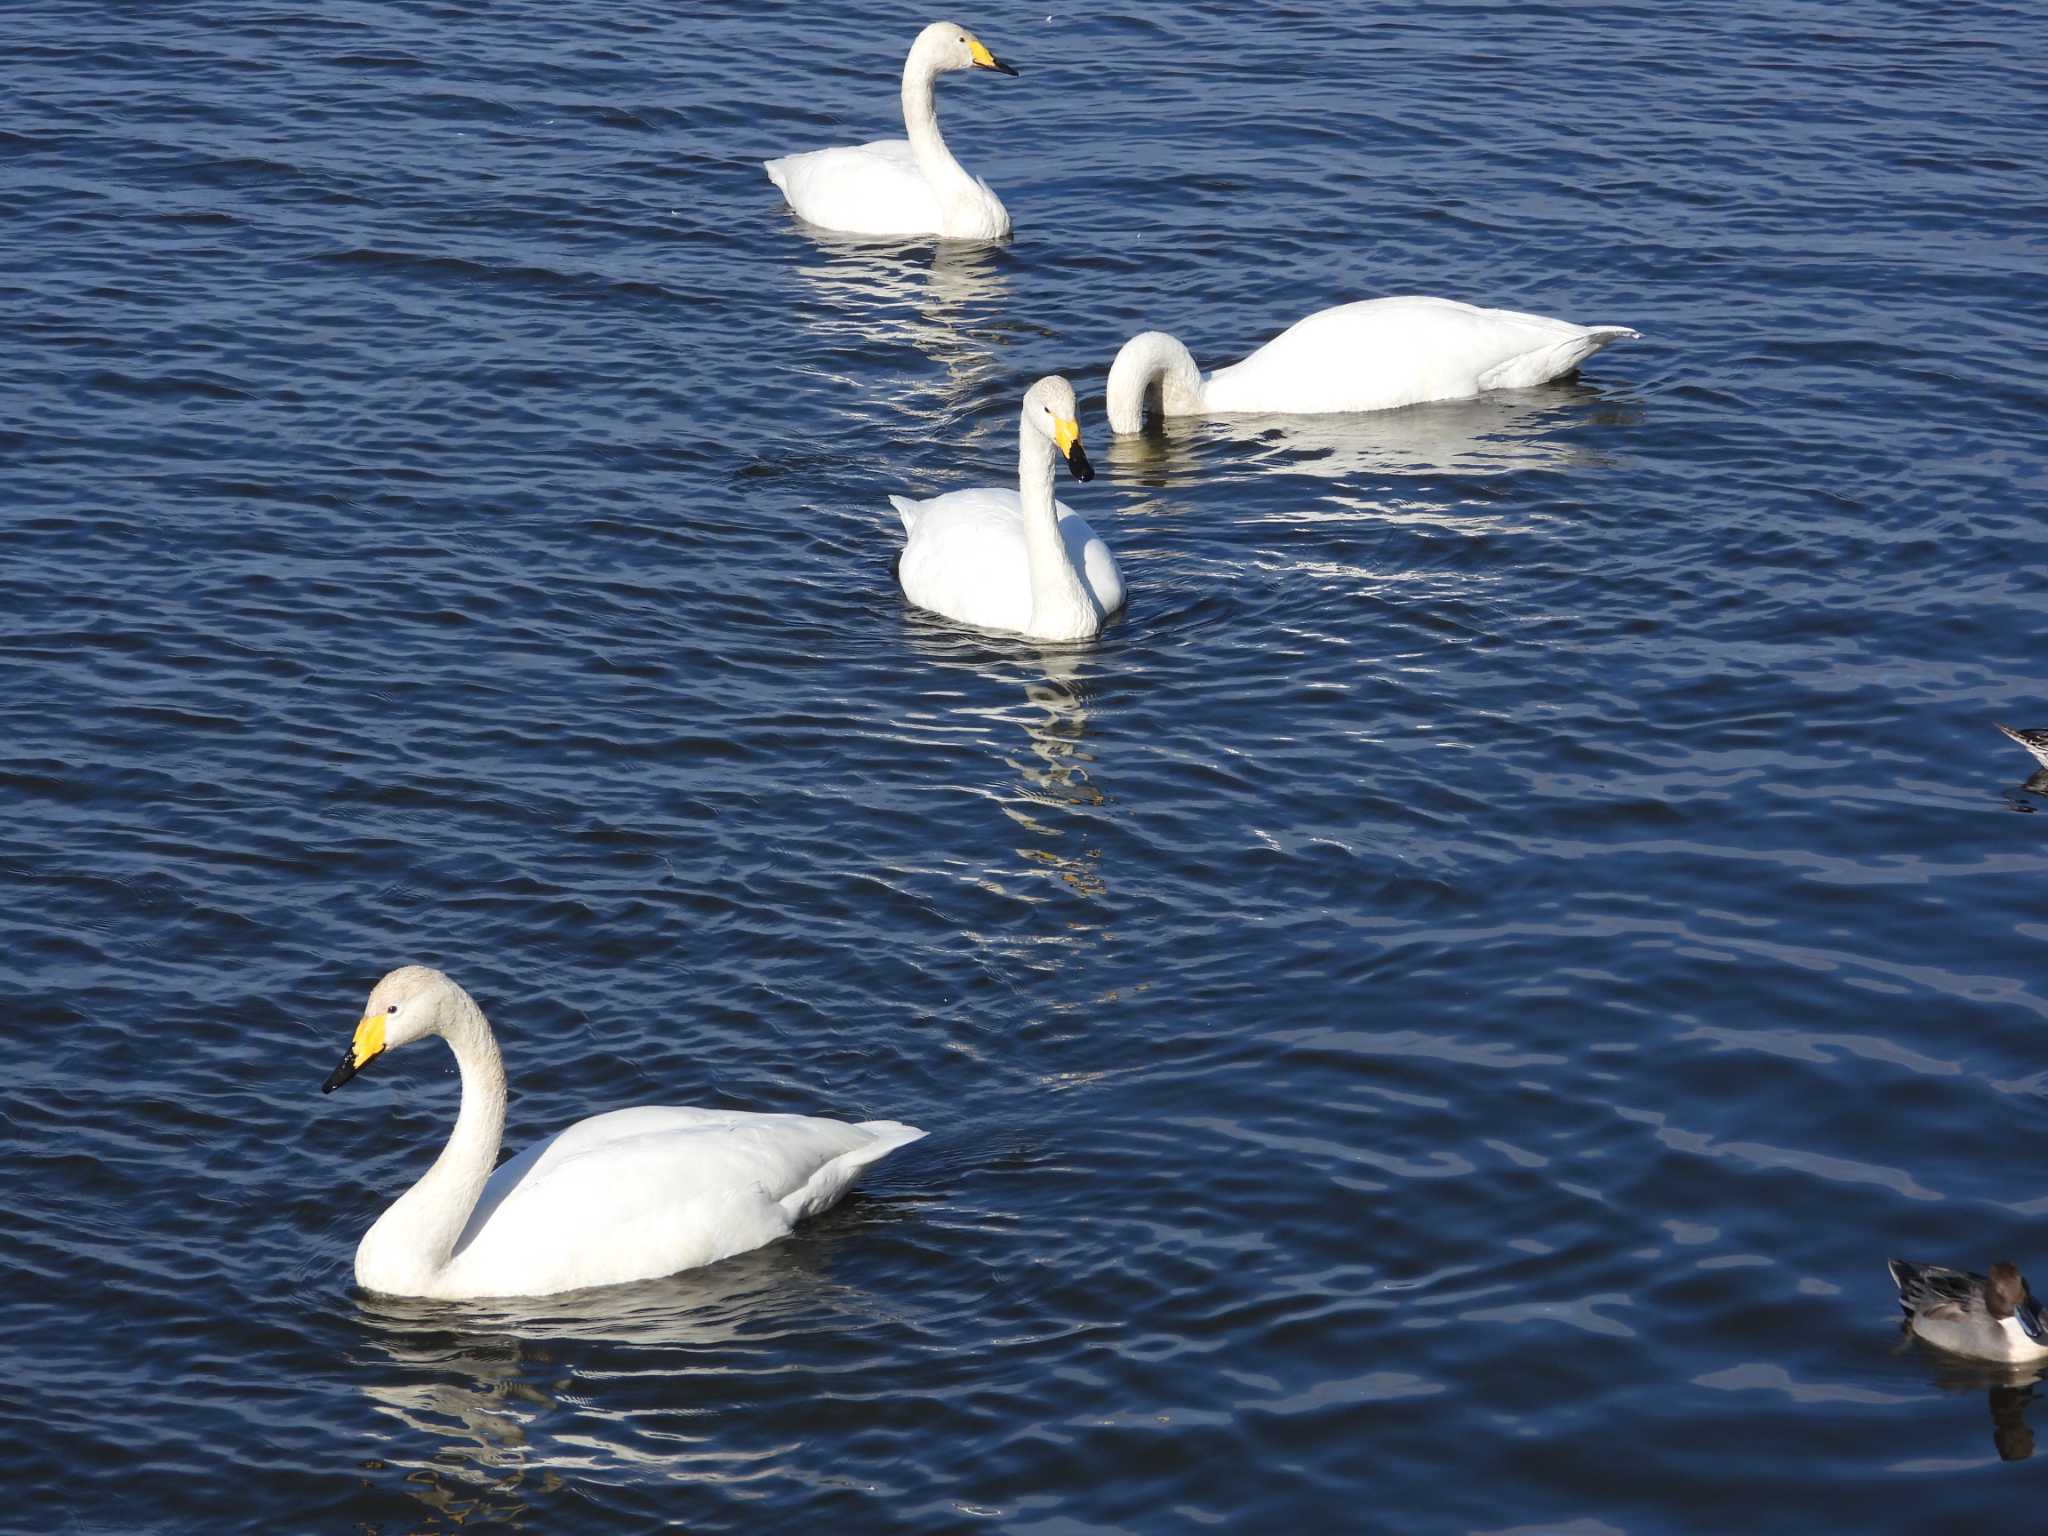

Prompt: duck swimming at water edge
[1888,1259,2048,1364]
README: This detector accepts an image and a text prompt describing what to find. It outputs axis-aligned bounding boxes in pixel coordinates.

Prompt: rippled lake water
[6,1,2048,1529]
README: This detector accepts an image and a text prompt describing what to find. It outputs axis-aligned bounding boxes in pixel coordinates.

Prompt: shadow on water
[2003,768,2048,813]
[1896,1337,2046,1465]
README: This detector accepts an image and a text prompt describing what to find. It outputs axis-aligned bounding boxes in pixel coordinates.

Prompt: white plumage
[892,376,1124,642]
[764,21,1017,241]
[322,966,924,1300]
[1106,295,1639,431]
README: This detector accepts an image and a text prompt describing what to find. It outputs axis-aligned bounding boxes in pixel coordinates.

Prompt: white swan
[321,966,926,1300]
[764,21,1017,241]
[891,375,1124,642]
[1105,296,1640,432]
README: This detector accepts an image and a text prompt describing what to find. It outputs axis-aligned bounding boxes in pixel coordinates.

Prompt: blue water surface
[5,1,2048,1530]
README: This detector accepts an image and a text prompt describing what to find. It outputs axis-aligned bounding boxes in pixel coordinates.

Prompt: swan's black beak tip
[323,1050,360,1094]
[982,57,1019,77]
[1066,442,1095,483]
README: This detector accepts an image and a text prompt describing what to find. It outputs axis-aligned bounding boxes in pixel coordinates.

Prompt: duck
[891,375,1124,642]
[1105,295,1639,432]
[321,965,926,1300]
[1996,723,2048,770]
[764,21,1017,241]
[1888,1259,2048,1364]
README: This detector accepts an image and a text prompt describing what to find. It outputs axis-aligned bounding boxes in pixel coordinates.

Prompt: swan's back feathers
[1202,296,1639,415]
[441,1106,925,1297]
[764,140,943,236]
[780,1119,927,1222]
[1476,323,1639,391]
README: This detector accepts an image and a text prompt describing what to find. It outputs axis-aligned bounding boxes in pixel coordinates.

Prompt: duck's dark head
[1987,1262,2027,1320]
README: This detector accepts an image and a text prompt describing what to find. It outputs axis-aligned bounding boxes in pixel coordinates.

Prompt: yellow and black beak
[1053,416,1095,482]
[322,1011,388,1093]
[968,37,1019,76]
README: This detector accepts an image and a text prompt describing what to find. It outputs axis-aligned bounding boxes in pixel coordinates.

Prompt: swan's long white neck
[1018,408,1098,640]
[901,44,982,211]
[1105,332,1207,434]
[356,988,506,1293]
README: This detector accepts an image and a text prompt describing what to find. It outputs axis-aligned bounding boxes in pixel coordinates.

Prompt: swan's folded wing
[1208,296,1630,414]
[764,139,943,236]
[449,1109,924,1293]
[897,488,1032,633]
[1070,513,1125,618]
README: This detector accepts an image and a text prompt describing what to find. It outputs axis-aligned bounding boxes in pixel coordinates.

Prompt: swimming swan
[321,966,926,1299]
[891,375,1124,642]
[764,21,1018,241]
[1105,296,1639,432]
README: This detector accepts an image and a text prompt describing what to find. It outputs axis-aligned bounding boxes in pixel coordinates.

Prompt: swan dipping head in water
[1106,296,1640,433]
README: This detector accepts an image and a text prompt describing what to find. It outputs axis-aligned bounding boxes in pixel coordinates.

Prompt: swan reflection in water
[1104,379,1635,499]
[998,650,1109,898]
[349,1220,915,1524]
[789,233,1012,427]
[899,622,1111,902]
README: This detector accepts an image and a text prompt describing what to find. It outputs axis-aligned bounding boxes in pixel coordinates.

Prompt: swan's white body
[1105,296,1639,432]
[892,376,1124,642]
[764,22,1014,241]
[324,967,925,1300]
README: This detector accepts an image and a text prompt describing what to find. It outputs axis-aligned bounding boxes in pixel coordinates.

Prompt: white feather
[1107,296,1638,431]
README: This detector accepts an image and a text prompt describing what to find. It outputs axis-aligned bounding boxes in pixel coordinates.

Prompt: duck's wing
[2020,1288,2048,1344]
[1996,724,2048,765]
[1888,1258,1986,1318]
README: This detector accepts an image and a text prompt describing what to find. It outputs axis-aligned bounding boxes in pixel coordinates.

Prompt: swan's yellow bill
[352,1012,387,1066]
[1052,417,1082,456]
[322,1010,387,1093]
[966,37,1015,74]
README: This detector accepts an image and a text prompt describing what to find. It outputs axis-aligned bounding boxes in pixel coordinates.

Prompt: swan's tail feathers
[777,1122,927,1223]
[763,158,791,196]
[1479,324,1641,390]
[889,494,922,536]
[855,1120,928,1157]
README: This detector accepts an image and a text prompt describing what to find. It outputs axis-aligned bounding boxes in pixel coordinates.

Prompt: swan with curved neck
[891,375,1125,642]
[1106,296,1639,432]
[321,966,925,1299]
[764,21,1017,241]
